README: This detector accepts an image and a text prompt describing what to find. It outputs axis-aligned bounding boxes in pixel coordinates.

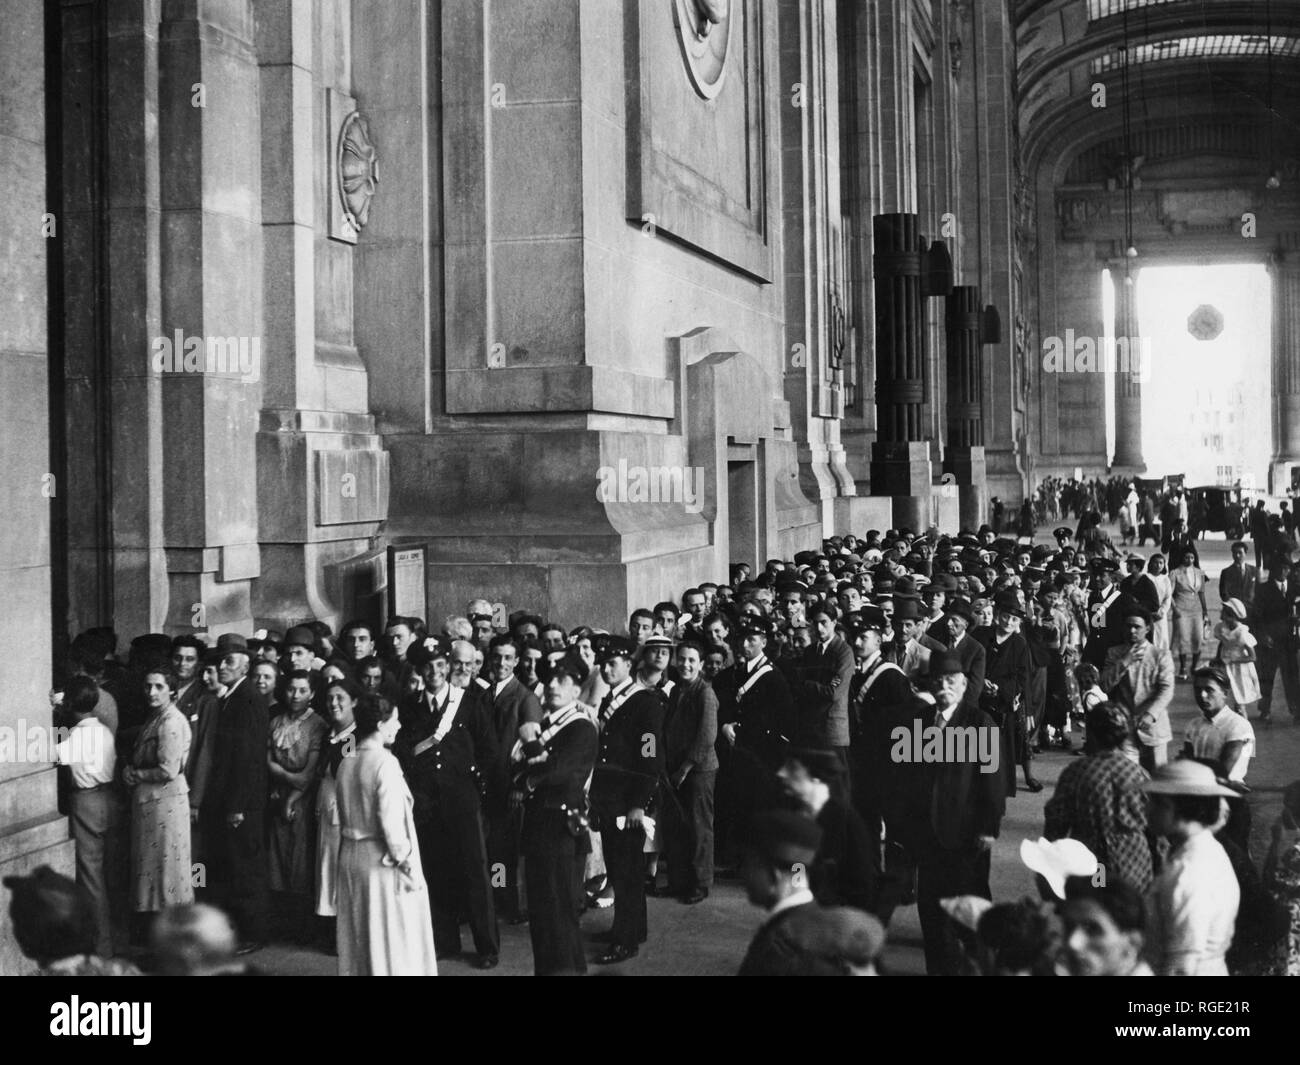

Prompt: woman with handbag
[1169,549,1208,680]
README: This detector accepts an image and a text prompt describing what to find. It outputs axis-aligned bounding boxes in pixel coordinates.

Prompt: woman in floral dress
[125,669,193,921]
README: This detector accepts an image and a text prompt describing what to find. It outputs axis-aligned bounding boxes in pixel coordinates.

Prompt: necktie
[598,690,615,722]
[933,709,945,729]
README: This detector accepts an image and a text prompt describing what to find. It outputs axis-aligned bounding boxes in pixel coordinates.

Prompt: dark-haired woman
[268,670,328,915]
[314,679,359,927]
[123,669,194,922]
[335,694,438,975]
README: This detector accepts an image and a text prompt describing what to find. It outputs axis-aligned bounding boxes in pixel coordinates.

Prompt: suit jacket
[663,677,719,775]
[797,636,856,747]
[177,680,220,813]
[590,683,664,818]
[947,632,986,713]
[1101,641,1174,746]
[812,798,878,915]
[1219,563,1258,611]
[1250,578,1290,649]
[519,709,598,843]
[486,676,542,812]
[1120,573,1161,616]
[395,683,498,814]
[206,677,269,818]
[900,633,947,682]
[724,657,796,769]
[920,702,1005,850]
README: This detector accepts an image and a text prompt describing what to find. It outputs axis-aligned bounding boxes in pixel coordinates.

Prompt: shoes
[1177,672,1189,682]
[1023,777,1045,793]
[595,944,638,965]
[644,878,663,898]
[472,953,499,970]
[235,941,264,956]
[680,888,709,905]
[505,913,529,926]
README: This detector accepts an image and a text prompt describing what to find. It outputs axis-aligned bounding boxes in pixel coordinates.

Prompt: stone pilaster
[1111,266,1145,472]
[945,285,987,529]
[1270,255,1300,493]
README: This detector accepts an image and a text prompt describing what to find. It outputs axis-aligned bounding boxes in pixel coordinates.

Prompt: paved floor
[246,533,1299,976]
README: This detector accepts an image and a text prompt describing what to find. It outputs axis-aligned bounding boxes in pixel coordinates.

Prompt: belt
[341,829,380,841]
[73,782,114,793]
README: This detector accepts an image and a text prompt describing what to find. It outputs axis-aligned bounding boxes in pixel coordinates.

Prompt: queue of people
[35,519,1300,976]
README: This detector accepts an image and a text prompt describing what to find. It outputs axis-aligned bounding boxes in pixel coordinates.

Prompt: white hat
[1019,837,1098,900]
[939,894,993,932]
[1221,597,1247,621]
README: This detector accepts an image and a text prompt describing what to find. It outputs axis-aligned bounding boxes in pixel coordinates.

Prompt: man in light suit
[1219,540,1258,612]
[795,604,856,801]
[1100,606,1174,772]
[483,634,542,923]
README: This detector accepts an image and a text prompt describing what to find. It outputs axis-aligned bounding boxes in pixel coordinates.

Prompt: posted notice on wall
[387,546,427,622]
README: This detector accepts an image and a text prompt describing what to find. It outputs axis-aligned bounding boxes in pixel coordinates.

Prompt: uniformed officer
[395,639,500,968]
[514,655,598,975]
[589,637,664,965]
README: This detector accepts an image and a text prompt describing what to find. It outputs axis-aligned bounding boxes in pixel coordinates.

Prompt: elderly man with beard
[905,651,1005,975]
[1101,607,1174,773]
[205,635,270,954]
[514,656,598,975]
[936,598,986,713]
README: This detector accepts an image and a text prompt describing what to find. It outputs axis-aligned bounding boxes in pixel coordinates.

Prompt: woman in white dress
[335,694,438,976]
[1215,598,1261,717]
[1147,553,1173,652]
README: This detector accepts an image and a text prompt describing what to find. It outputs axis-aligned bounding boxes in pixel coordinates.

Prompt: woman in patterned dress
[268,670,328,906]
[124,669,193,923]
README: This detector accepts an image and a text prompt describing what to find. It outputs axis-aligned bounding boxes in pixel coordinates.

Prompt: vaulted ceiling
[1017,0,1300,184]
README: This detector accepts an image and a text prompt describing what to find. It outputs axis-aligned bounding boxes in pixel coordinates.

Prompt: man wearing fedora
[934,597,986,714]
[1219,541,1258,612]
[205,633,270,953]
[906,650,1005,974]
[1101,605,1174,773]
[1143,760,1241,975]
[895,596,946,683]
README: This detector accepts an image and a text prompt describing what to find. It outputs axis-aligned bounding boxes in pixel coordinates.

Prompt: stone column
[945,285,986,530]
[0,0,74,974]
[1270,255,1300,493]
[1111,267,1145,472]
[871,213,932,529]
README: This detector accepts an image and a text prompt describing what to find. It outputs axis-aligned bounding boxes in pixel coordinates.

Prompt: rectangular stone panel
[316,447,391,526]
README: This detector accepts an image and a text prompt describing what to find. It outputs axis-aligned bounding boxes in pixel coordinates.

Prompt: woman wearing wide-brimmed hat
[1142,760,1239,975]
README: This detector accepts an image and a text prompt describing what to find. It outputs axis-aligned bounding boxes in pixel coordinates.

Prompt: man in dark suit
[661,639,719,904]
[778,748,879,917]
[976,591,1039,794]
[905,650,1005,975]
[738,810,886,976]
[1083,558,1126,669]
[795,603,855,793]
[1220,540,1259,612]
[936,598,986,713]
[1119,554,1160,616]
[205,634,270,953]
[589,637,664,965]
[515,656,598,976]
[1250,558,1299,724]
[482,634,542,923]
[395,640,501,968]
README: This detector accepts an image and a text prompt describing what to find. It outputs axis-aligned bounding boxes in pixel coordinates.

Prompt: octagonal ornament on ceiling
[1187,304,1224,342]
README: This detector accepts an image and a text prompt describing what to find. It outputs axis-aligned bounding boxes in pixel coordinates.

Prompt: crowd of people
[22,518,1300,977]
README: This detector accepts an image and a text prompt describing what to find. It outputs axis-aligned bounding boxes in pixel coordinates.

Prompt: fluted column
[871,213,932,528]
[1270,255,1300,493]
[945,285,986,528]
[1111,268,1145,471]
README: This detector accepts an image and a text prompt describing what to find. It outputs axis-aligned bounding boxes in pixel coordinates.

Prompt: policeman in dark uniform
[514,655,598,975]
[395,639,501,968]
[589,637,664,965]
